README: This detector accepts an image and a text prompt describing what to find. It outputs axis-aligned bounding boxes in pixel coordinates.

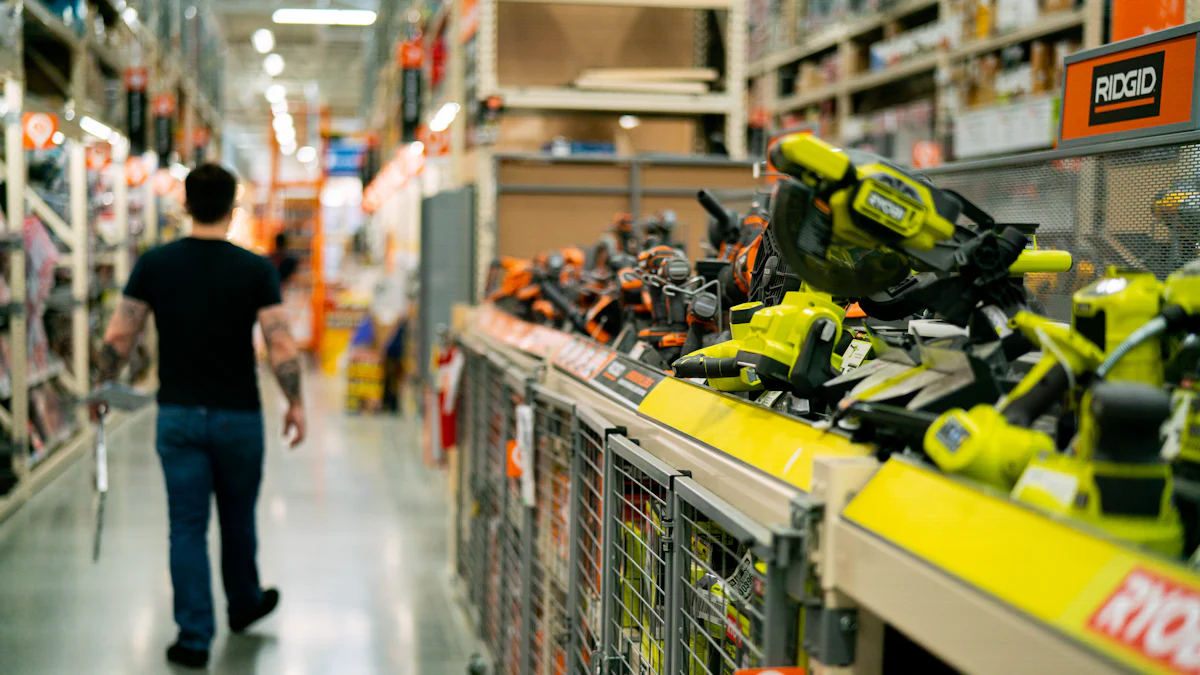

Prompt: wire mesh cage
[531,386,575,675]
[568,407,618,675]
[928,142,1200,320]
[479,354,514,666]
[499,365,531,675]
[603,434,682,675]
[670,478,802,675]
[456,348,482,594]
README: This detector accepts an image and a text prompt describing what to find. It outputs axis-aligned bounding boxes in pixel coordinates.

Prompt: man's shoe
[166,642,209,669]
[230,588,280,633]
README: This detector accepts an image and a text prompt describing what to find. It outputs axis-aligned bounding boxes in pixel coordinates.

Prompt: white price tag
[516,404,535,506]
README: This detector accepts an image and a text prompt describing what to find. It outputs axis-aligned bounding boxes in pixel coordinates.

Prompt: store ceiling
[210,0,377,177]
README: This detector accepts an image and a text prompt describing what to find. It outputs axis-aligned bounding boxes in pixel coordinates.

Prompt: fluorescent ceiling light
[122,7,138,24]
[296,146,317,163]
[80,116,114,141]
[271,100,288,116]
[428,102,460,132]
[280,143,296,156]
[408,141,424,156]
[263,53,285,77]
[272,113,293,131]
[265,84,287,103]
[619,115,640,129]
[51,131,64,145]
[276,128,296,144]
[252,28,275,54]
[272,8,376,25]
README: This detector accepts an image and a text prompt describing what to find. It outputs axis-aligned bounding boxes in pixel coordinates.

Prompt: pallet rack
[0,0,224,521]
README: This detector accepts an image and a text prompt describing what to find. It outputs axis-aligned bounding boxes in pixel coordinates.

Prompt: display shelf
[949,8,1086,62]
[0,359,66,401]
[499,0,736,8]
[496,86,736,114]
[748,0,939,76]
[23,0,80,50]
[776,80,840,112]
[845,50,940,94]
[467,304,1200,672]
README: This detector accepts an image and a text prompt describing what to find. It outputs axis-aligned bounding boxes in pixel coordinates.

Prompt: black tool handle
[672,355,742,379]
[697,190,728,222]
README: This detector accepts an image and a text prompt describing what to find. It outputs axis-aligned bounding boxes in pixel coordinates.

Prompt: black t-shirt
[125,238,283,410]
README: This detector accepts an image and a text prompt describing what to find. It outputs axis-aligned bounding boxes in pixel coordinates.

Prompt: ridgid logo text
[1087,567,1200,673]
[1089,51,1165,126]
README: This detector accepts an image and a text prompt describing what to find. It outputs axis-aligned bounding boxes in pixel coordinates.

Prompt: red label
[398,39,424,69]
[1087,567,1200,673]
[124,67,148,92]
[152,93,176,116]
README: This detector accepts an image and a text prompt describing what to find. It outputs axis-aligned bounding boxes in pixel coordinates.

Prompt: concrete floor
[0,379,479,674]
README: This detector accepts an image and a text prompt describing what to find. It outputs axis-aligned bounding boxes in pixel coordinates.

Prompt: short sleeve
[260,261,283,309]
[123,254,152,304]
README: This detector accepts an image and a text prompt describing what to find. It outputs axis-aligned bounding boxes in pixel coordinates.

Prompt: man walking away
[93,164,307,669]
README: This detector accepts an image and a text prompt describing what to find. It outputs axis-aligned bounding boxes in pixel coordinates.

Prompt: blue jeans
[156,405,266,650]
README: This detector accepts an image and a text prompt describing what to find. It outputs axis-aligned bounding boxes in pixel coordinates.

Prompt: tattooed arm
[97,296,151,384]
[259,304,306,447]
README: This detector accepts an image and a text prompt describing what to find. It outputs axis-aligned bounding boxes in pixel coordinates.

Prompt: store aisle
[0,377,477,674]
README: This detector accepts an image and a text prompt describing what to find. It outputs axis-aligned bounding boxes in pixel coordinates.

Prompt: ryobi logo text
[865,190,907,222]
[1090,51,1165,126]
[1087,567,1200,673]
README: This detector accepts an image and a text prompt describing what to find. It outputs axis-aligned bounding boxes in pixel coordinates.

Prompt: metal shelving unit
[748,0,1104,159]
[0,0,224,520]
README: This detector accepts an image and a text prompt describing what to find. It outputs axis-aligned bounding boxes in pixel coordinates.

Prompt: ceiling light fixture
[296,146,317,163]
[265,84,287,103]
[272,113,294,131]
[121,7,138,24]
[428,102,460,132]
[276,128,296,144]
[280,143,297,156]
[51,131,64,145]
[271,100,288,116]
[80,116,114,141]
[263,53,285,77]
[619,115,640,130]
[272,8,377,25]
[252,28,275,54]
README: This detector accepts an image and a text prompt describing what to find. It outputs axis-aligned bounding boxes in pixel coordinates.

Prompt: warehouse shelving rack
[0,0,224,522]
[747,0,1104,158]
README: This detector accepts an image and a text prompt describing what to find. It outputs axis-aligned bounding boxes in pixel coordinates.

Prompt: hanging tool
[85,383,154,562]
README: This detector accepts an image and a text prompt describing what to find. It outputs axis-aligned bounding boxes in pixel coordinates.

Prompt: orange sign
[911,140,943,168]
[506,439,524,478]
[86,144,111,170]
[124,66,148,92]
[126,156,149,186]
[1112,0,1186,42]
[1060,32,1197,144]
[460,0,479,42]
[152,93,176,116]
[22,112,57,150]
[419,126,450,157]
[397,39,423,69]
[151,168,176,196]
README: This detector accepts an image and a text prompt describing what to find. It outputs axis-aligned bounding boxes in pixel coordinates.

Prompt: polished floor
[0,378,479,674]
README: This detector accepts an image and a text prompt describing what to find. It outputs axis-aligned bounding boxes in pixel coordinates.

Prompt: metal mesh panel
[606,443,671,675]
[929,143,1200,320]
[481,358,511,665]
[456,349,481,587]
[748,225,802,308]
[673,502,769,675]
[532,393,573,675]
[571,417,608,675]
[499,517,524,675]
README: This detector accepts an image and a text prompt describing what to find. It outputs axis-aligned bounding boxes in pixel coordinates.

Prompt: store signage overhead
[1059,23,1200,147]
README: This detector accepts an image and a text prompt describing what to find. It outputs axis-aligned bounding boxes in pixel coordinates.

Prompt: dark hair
[185,163,238,224]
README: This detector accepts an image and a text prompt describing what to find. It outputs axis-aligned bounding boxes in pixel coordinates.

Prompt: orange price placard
[124,66,148,92]
[397,39,423,69]
[152,93,176,116]
[22,112,57,150]
[86,144,111,170]
[126,156,149,186]
[506,439,524,478]
[1060,31,1197,145]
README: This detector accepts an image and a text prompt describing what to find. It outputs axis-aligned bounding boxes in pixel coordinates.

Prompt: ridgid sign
[1060,24,1200,147]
